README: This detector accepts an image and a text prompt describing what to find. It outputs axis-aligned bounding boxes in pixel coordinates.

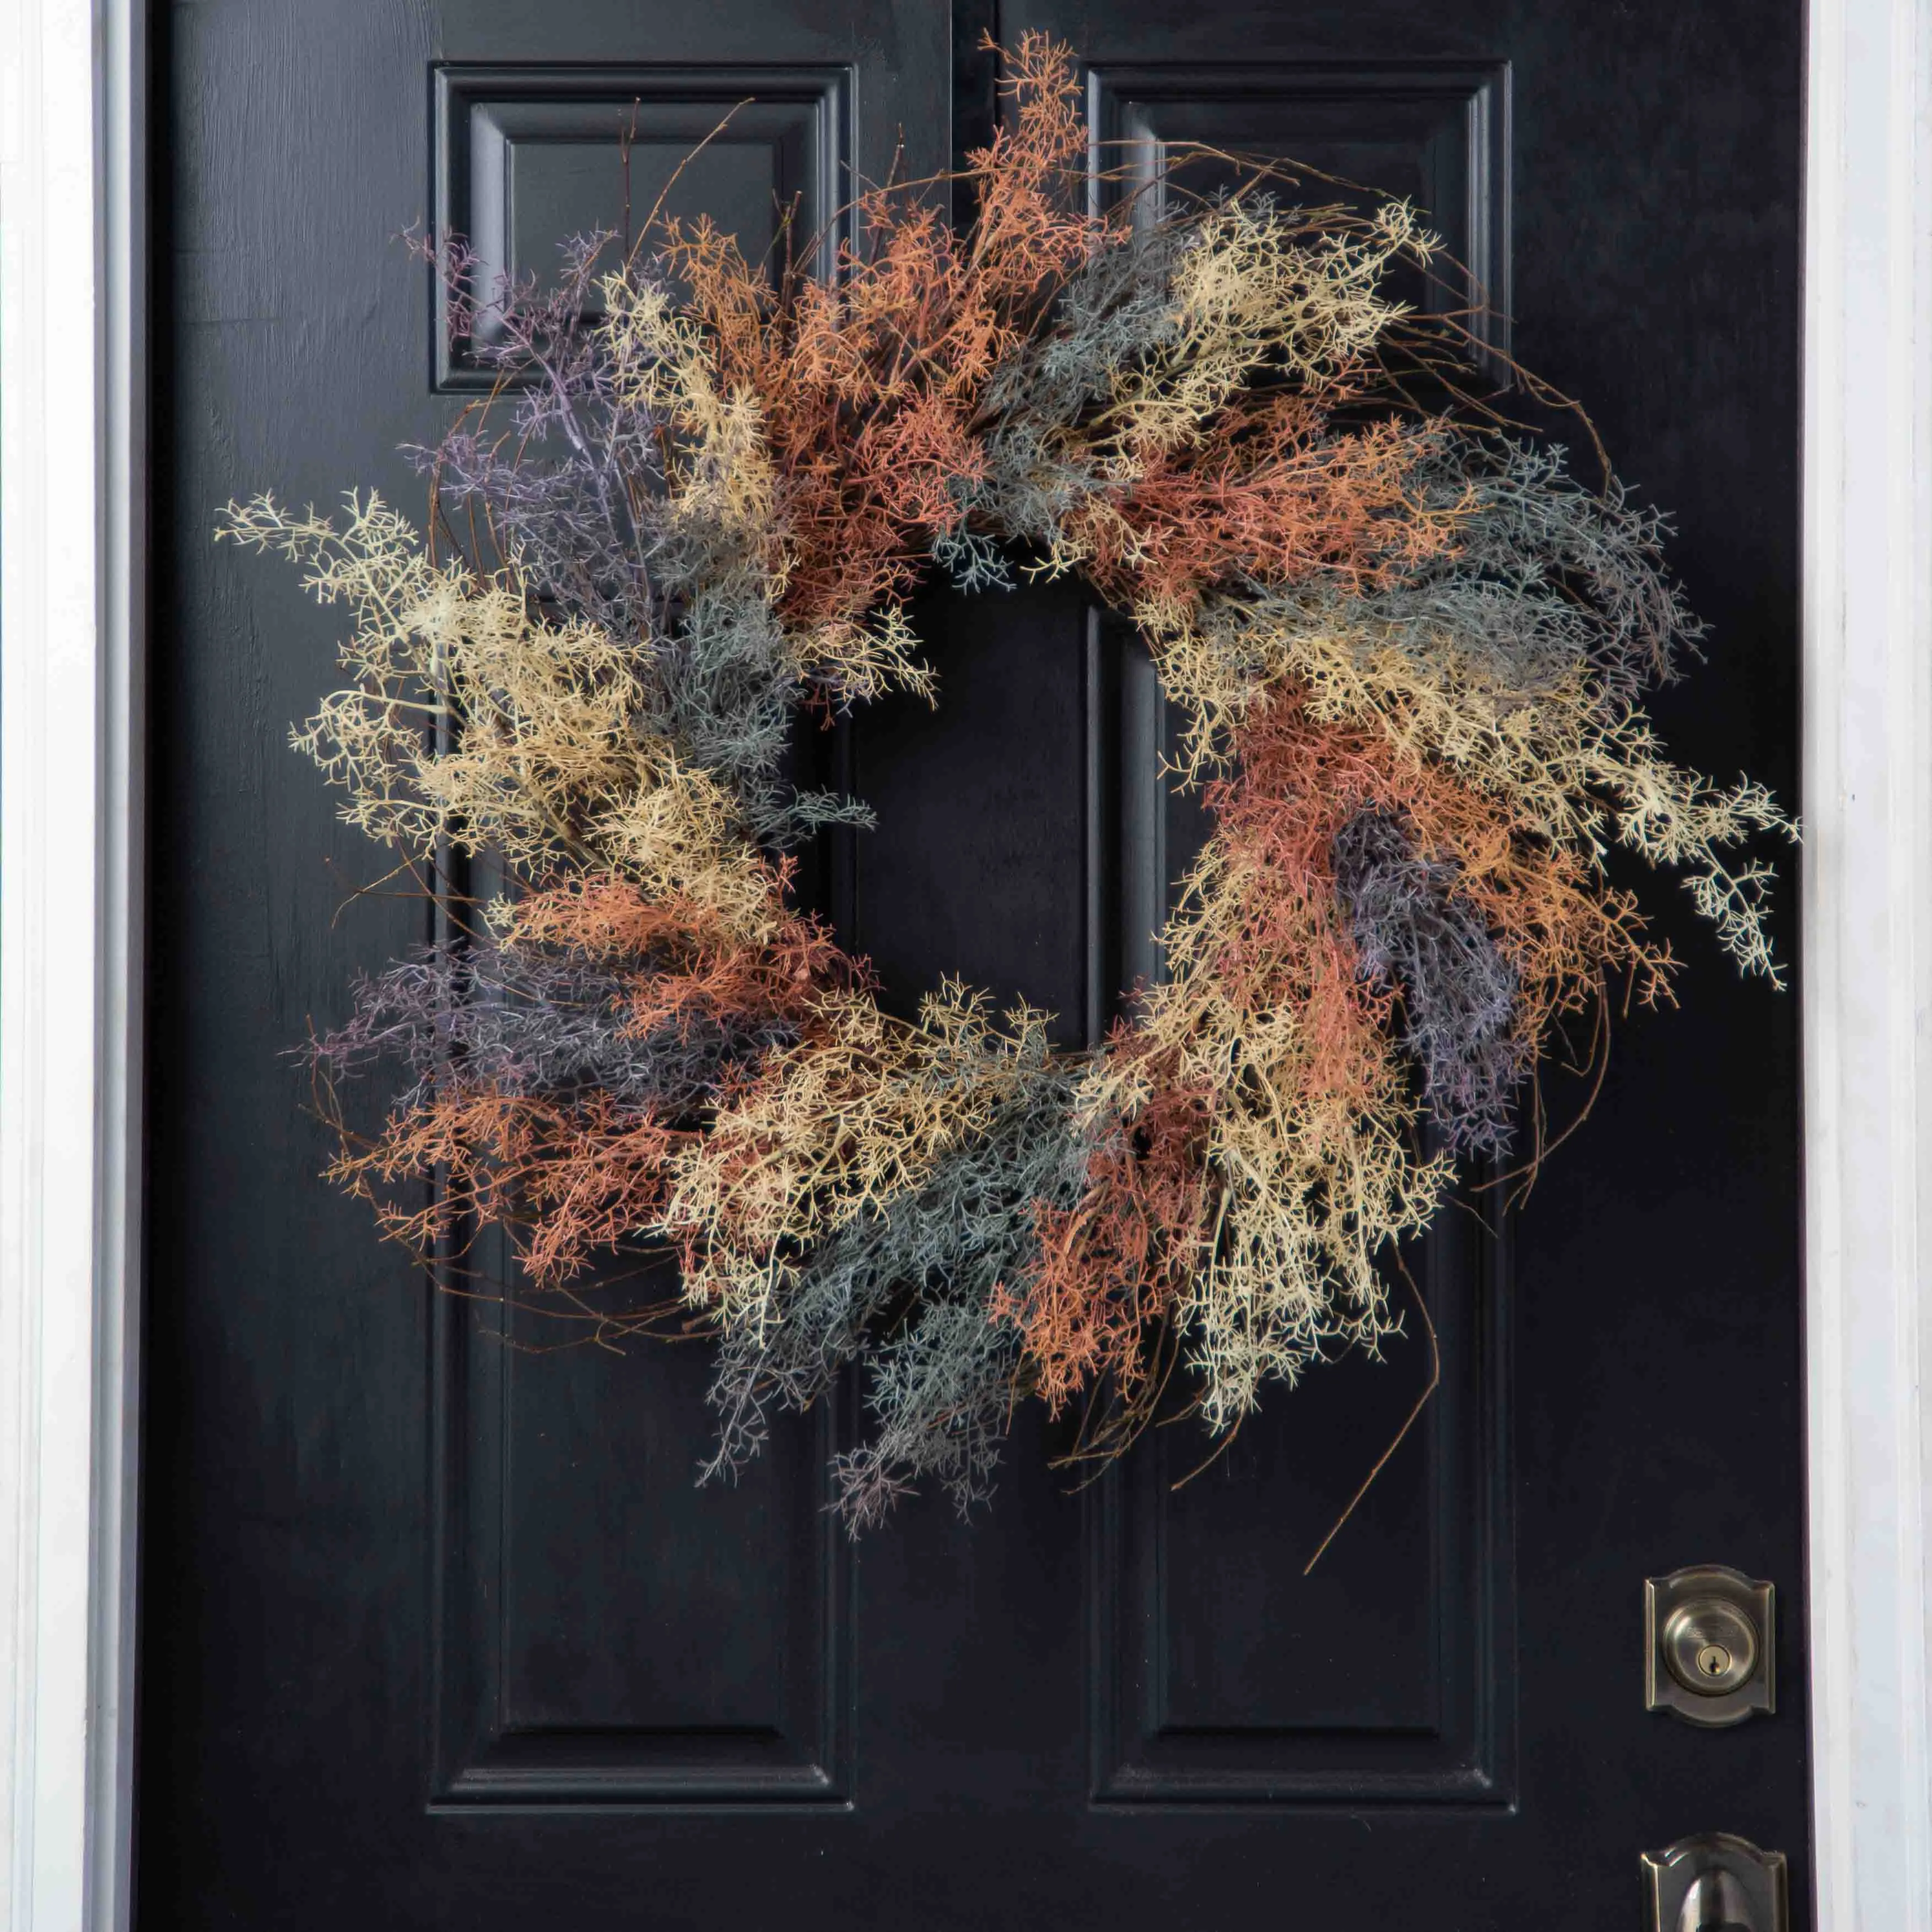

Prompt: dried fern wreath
[222,36,1791,1530]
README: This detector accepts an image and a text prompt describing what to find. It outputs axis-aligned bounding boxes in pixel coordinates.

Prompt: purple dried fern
[1331,809,1529,1153]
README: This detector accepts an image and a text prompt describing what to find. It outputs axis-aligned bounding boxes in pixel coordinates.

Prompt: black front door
[141,3,1807,1924]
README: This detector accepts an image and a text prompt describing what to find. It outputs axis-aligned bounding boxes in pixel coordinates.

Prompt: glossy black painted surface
[141,2,1807,1924]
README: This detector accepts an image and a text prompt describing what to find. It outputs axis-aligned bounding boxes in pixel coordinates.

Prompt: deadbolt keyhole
[1662,1599,1758,1697]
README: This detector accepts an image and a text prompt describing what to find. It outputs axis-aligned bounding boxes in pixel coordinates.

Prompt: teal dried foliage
[704,1062,1089,1524]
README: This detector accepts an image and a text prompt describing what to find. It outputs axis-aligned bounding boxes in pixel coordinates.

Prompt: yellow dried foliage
[598,275,774,533]
[1090,200,1426,470]
[1080,851,1448,1428]
[794,604,940,710]
[663,983,1051,1338]
[221,492,779,935]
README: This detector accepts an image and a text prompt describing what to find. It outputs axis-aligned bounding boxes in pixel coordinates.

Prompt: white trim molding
[0,0,146,1928]
[1803,0,1932,1927]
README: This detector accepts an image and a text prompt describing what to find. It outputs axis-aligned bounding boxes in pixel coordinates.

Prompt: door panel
[1089,1212,1505,1805]
[1088,60,1511,370]
[433,1280,852,1805]
[434,63,855,389]
[852,579,1093,1044]
[141,1,1807,1924]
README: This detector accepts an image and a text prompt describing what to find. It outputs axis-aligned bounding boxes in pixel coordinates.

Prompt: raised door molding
[430,63,854,389]
[1084,61,1509,373]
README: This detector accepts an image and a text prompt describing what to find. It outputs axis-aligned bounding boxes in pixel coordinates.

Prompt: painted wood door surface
[141,2,1807,1923]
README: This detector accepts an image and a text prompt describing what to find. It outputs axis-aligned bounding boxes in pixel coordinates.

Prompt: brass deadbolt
[1661,1596,1758,1696]
[1644,1564,1775,1727]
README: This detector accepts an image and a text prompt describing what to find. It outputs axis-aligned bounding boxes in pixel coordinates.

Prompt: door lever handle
[1677,1867,1755,1931]
[1643,1834,1787,1932]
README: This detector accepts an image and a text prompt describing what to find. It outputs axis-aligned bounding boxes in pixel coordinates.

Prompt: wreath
[223,36,1791,1532]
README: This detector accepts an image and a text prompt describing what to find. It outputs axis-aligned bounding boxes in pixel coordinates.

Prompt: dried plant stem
[1302,1255,1441,1575]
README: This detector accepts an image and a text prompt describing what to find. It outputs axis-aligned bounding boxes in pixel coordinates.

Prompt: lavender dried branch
[1332,808,1529,1153]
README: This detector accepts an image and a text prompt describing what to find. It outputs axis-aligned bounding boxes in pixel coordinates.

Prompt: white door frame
[2,0,1926,1925]
[2,0,145,1928]
[1801,2,1932,1926]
